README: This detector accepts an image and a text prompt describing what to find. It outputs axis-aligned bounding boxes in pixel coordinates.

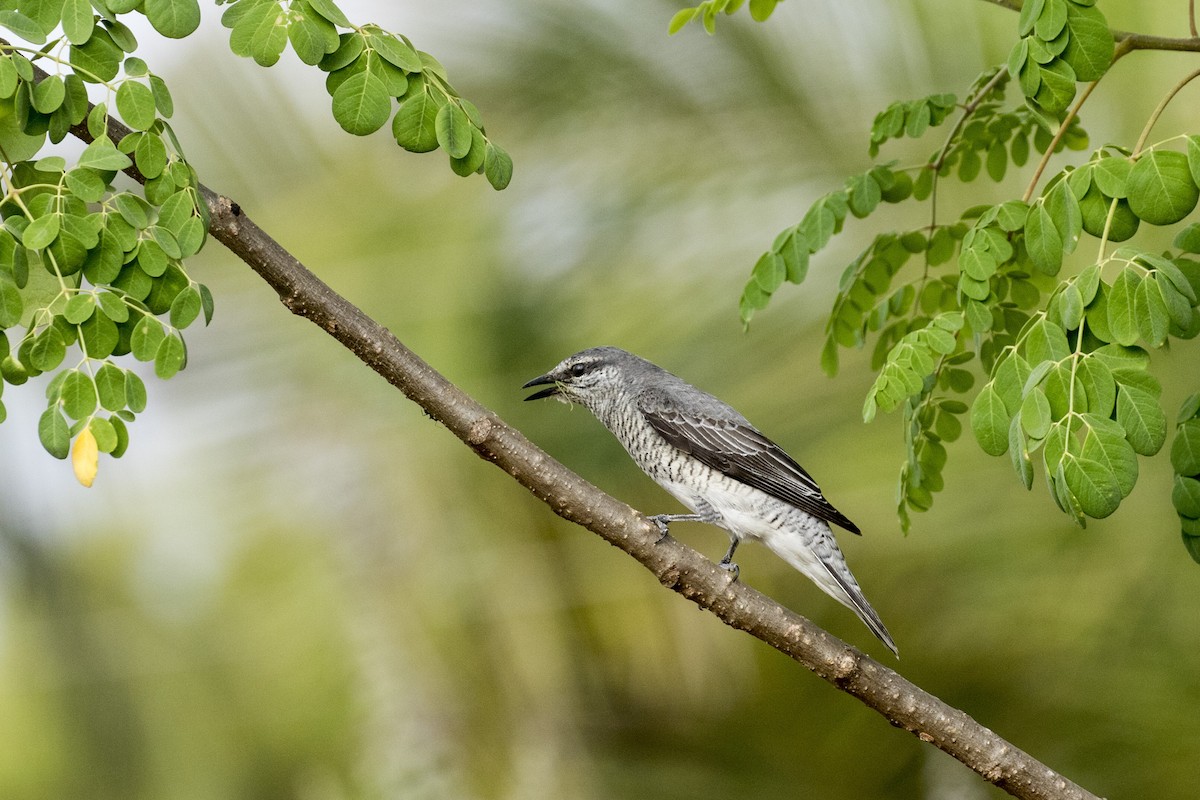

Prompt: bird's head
[522,347,633,407]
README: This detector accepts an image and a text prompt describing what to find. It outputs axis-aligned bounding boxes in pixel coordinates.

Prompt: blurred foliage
[0,1,1198,800]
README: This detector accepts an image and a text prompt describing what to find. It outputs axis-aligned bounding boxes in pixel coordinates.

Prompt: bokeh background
[1,1,1198,798]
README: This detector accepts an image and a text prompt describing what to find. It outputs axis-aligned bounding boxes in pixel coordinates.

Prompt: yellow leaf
[72,428,99,488]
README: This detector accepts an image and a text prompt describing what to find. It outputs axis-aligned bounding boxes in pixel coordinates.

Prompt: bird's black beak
[522,373,560,401]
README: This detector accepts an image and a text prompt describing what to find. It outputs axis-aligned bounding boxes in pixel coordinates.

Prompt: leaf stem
[1021,79,1099,203]
[1131,67,1200,157]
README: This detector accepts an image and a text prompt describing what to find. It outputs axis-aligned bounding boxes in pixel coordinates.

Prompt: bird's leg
[717,538,740,582]
[648,513,707,541]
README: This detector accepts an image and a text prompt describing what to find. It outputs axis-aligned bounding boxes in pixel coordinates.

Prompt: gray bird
[523,346,897,656]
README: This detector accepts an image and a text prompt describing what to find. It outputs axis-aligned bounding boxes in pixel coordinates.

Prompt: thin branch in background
[1021,79,1100,203]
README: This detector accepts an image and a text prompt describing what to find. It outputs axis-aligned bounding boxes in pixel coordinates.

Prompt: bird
[523,346,897,656]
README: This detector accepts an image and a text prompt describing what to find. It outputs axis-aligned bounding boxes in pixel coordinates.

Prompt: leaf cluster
[725,4,1200,558]
[0,3,215,483]
[668,0,779,35]
[1,0,510,484]
[1173,391,1200,563]
[216,0,512,190]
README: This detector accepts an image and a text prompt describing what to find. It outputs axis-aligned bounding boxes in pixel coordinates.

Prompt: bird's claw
[717,558,740,582]
[648,514,671,542]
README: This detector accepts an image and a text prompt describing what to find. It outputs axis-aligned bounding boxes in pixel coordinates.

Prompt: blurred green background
[1,1,1198,798]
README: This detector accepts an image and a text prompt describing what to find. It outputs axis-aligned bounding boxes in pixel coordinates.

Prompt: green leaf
[1018,0,1045,36]
[70,29,122,82]
[1063,454,1122,518]
[59,370,98,420]
[435,101,472,159]
[1134,274,1169,347]
[1118,383,1167,456]
[483,142,512,191]
[250,3,289,67]
[169,285,201,329]
[1035,0,1067,40]
[134,133,167,179]
[23,213,60,250]
[80,312,119,358]
[155,332,186,378]
[1025,202,1063,275]
[392,89,442,153]
[1009,415,1034,489]
[1172,420,1200,475]
[65,168,108,203]
[29,326,66,371]
[1033,58,1076,114]
[95,362,126,412]
[144,0,201,39]
[1081,417,1138,496]
[368,31,422,73]
[1077,356,1115,417]
[78,135,133,171]
[110,415,130,458]
[130,314,166,361]
[1061,3,1113,81]
[1092,156,1131,198]
[1127,150,1199,226]
[62,0,95,45]
[971,384,1010,456]
[1045,178,1082,254]
[31,75,66,114]
[1173,476,1200,518]
[125,369,147,413]
[1020,387,1052,440]
[116,80,156,130]
[90,416,118,454]
[97,291,129,324]
[149,75,173,118]
[669,7,697,34]
[0,10,48,44]
[331,70,390,135]
[38,407,70,459]
[847,172,881,217]
[1106,267,1142,347]
[64,292,97,324]
[318,32,364,72]
[288,2,339,65]
[448,126,486,177]
[308,0,351,27]
[1024,317,1070,363]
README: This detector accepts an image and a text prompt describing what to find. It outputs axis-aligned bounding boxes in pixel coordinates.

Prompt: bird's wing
[639,390,860,534]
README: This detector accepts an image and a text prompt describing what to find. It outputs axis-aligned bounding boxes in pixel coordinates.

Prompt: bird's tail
[762,524,899,658]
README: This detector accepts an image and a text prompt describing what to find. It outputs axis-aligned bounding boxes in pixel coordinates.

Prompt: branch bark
[15,50,1102,800]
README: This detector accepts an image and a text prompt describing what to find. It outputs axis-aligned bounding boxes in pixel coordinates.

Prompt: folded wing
[639,390,860,534]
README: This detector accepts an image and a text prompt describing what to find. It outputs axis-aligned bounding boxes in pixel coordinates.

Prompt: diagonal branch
[25,55,1100,800]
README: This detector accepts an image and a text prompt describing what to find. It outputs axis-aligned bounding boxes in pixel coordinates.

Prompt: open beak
[522,373,560,401]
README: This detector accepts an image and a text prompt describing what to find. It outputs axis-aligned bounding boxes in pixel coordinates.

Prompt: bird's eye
[569,363,588,377]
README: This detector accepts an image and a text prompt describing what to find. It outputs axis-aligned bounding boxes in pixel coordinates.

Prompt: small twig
[1132,66,1200,156]
[1020,79,1099,203]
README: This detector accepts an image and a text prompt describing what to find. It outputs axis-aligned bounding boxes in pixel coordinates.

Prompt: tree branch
[978,0,1200,54]
[16,51,1101,800]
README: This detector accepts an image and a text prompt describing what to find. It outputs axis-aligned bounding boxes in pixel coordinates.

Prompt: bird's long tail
[762,523,899,658]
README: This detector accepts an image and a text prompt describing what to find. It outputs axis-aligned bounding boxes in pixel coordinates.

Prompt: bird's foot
[717,557,740,583]
[648,514,672,542]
